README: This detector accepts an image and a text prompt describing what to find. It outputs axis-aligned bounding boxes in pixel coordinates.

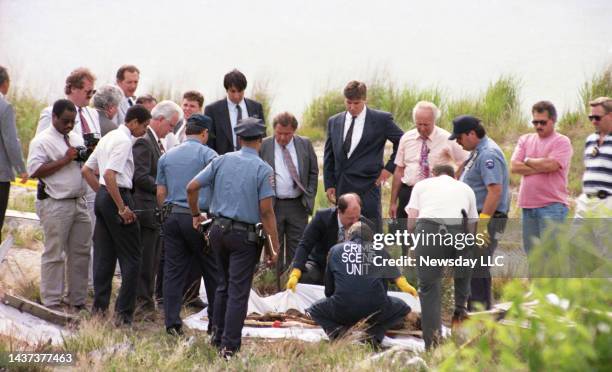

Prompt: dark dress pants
[361,186,382,233]
[415,220,472,349]
[209,224,259,352]
[0,182,10,241]
[92,186,141,324]
[163,213,219,331]
[275,198,308,274]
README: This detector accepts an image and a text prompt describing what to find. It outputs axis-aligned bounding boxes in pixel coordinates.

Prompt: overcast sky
[1,0,611,121]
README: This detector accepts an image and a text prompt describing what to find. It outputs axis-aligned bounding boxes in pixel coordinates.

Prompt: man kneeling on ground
[306,222,415,347]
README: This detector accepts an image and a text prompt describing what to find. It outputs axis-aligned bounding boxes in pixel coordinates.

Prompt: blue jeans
[522,203,568,254]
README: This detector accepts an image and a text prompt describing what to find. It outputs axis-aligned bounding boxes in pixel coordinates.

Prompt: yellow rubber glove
[477,213,491,248]
[395,276,418,297]
[286,268,301,292]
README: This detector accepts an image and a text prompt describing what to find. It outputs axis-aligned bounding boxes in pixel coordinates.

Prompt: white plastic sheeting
[0,303,70,345]
[185,283,431,352]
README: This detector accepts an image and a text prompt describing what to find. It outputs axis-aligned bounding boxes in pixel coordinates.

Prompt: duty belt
[586,190,610,199]
[214,216,256,233]
[170,205,193,215]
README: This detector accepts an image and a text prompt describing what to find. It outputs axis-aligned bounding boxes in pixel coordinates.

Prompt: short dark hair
[473,123,486,139]
[116,65,140,81]
[532,100,557,122]
[223,69,247,91]
[343,81,367,100]
[273,112,298,129]
[125,104,152,124]
[52,99,77,117]
[185,124,206,135]
[182,90,204,108]
[337,192,362,212]
[0,65,8,87]
[135,94,157,105]
[432,164,455,178]
[64,67,96,95]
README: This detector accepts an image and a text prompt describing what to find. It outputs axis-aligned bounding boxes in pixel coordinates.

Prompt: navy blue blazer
[323,108,403,195]
[292,207,373,271]
[204,97,265,155]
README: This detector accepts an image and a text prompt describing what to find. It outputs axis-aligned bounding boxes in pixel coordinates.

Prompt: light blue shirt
[460,136,510,213]
[156,138,218,210]
[193,146,275,224]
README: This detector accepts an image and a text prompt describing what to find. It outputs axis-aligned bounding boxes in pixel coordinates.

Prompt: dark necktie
[63,134,71,147]
[158,139,165,154]
[78,108,91,134]
[235,104,243,150]
[128,97,134,107]
[281,144,306,193]
[343,116,356,156]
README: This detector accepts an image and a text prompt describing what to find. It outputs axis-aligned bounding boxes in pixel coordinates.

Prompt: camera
[74,133,101,162]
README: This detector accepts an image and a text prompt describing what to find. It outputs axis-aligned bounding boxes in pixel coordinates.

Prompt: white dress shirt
[406,174,478,225]
[27,126,87,199]
[36,105,101,137]
[85,125,134,189]
[343,106,367,158]
[115,95,135,125]
[227,97,249,149]
[274,137,302,199]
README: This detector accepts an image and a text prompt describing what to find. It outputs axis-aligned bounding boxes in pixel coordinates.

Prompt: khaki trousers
[37,197,92,307]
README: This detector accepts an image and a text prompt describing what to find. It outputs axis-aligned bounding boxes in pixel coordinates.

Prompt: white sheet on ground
[187,283,434,352]
[0,303,70,345]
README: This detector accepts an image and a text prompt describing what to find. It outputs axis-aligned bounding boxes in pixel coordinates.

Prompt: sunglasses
[591,145,600,157]
[85,89,97,97]
[531,120,548,126]
[588,115,603,122]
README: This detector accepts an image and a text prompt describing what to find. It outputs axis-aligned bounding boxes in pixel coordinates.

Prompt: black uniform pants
[163,213,219,330]
[307,296,410,343]
[396,184,414,220]
[209,223,259,352]
[92,186,141,324]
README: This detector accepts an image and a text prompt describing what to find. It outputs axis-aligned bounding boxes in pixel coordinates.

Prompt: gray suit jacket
[260,135,318,214]
[0,95,26,182]
[97,109,118,137]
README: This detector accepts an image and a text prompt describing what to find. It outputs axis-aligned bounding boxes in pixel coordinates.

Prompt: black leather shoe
[186,298,207,310]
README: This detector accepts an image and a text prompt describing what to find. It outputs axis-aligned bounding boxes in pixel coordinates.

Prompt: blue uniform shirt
[156,138,218,210]
[193,146,275,224]
[459,136,510,213]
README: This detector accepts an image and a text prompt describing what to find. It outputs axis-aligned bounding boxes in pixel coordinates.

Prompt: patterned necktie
[338,225,345,242]
[281,144,306,193]
[235,104,243,150]
[158,139,165,154]
[418,136,430,180]
[78,107,91,134]
[63,134,71,147]
[343,116,356,156]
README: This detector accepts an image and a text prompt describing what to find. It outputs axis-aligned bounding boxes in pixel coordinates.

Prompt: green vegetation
[7,87,46,156]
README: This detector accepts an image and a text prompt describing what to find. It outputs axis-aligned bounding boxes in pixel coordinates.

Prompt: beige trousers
[37,197,92,306]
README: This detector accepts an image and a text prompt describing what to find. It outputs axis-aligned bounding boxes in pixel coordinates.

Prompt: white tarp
[0,302,70,345]
[185,283,431,352]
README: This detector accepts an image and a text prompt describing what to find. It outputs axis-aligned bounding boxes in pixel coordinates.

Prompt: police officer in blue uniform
[187,117,279,358]
[156,114,220,335]
[449,115,510,310]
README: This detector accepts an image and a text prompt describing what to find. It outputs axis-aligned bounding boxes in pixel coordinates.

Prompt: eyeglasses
[588,115,603,122]
[531,120,548,126]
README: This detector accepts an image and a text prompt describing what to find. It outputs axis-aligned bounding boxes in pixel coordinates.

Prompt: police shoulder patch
[484,159,495,169]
